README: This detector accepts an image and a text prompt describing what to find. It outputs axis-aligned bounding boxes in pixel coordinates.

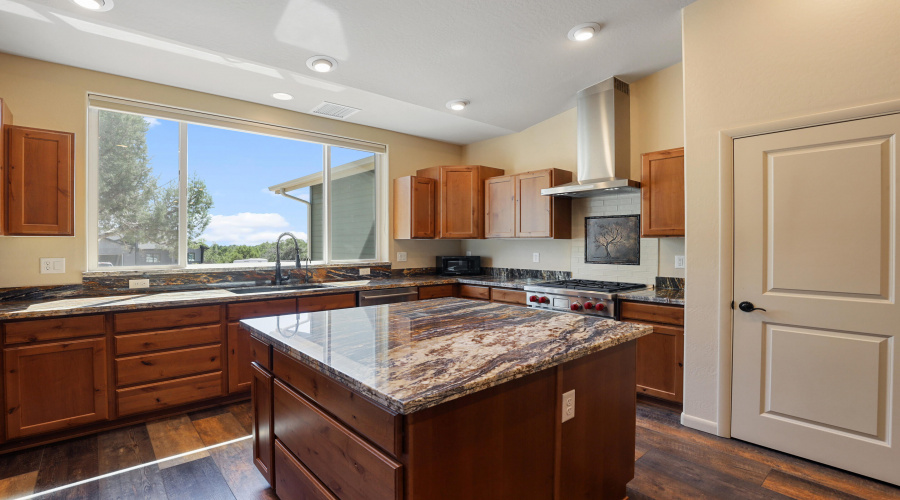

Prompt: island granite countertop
[242,297,652,414]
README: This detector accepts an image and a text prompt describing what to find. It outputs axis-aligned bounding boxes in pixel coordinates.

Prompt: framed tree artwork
[585,215,641,265]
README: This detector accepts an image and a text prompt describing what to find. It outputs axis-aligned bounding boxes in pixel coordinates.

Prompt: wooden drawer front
[490,287,526,305]
[459,284,490,300]
[116,371,223,416]
[634,323,684,403]
[250,336,271,370]
[4,315,105,344]
[620,301,684,326]
[275,439,338,500]
[297,293,357,313]
[418,284,456,300]
[114,305,220,333]
[273,350,400,456]
[116,345,222,386]
[115,325,221,356]
[227,298,296,321]
[274,381,402,500]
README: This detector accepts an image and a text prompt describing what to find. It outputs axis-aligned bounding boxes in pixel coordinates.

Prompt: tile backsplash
[570,192,659,285]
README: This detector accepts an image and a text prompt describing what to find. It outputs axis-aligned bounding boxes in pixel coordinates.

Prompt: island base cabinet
[274,439,338,500]
[251,362,274,484]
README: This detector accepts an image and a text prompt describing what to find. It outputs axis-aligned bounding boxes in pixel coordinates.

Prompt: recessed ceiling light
[272,93,294,101]
[306,56,337,73]
[446,99,470,111]
[71,0,114,11]
[567,23,601,42]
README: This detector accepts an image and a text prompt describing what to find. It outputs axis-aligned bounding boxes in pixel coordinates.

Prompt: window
[87,96,386,270]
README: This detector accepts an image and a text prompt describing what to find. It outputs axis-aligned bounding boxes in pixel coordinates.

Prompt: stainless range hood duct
[542,77,638,197]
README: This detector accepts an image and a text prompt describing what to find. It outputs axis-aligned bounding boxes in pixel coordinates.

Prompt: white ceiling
[0,0,692,145]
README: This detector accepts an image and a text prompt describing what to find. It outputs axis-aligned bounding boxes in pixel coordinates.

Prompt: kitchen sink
[228,284,329,294]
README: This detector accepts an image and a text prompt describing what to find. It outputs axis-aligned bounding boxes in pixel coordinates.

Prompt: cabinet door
[634,323,684,402]
[252,362,274,484]
[410,177,435,238]
[641,147,685,237]
[5,338,108,438]
[485,176,516,238]
[516,170,554,238]
[441,166,482,239]
[228,323,253,393]
[6,126,74,236]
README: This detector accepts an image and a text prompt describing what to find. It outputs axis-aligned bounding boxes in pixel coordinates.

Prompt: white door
[732,113,900,485]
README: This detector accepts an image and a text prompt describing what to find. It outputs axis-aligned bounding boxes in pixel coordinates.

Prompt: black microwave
[437,256,482,276]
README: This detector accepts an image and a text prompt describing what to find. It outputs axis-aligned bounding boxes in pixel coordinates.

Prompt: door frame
[711,98,900,438]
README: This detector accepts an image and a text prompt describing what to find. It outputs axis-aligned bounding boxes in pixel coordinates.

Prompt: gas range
[524,280,648,319]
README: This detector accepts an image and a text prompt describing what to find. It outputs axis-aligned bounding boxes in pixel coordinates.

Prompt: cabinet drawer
[227,298,296,321]
[490,287,526,305]
[116,345,222,386]
[459,284,490,300]
[115,325,222,356]
[114,306,220,333]
[297,293,357,312]
[273,350,400,456]
[4,315,105,344]
[418,284,456,300]
[620,301,684,326]
[274,381,402,500]
[116,371,223,416]
[250,336,271,370]
[274,439,338,500]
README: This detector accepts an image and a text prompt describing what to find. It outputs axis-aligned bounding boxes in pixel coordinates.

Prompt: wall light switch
[397,252,408,262]
[533,252,540,263]
[359,268,371,276]
[675,255,686,269]
[466,250,472,257]
[40,258,65,274]
[129,279,150,289]
[562,389,575,423]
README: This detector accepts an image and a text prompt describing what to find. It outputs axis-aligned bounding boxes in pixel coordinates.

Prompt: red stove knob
[529,295,540,303]
[570,303,582,311]
[539,296,550,304]
[583,302,594,310]
[595,303,606,311]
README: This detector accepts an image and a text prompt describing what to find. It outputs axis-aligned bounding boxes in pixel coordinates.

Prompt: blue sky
[144,116,371,246]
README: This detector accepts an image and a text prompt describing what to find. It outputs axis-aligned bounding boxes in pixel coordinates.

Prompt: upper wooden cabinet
[417,165,505,239]
[485,168,572,239]
[0,99,12,235]
[393,176,435,239]
[5,125,75,236]
[640,147,684,237]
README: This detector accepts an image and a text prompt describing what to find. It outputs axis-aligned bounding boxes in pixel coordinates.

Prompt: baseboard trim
[681,412,719,435]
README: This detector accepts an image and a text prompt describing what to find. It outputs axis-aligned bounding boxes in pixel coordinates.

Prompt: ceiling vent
[310,101,360,120]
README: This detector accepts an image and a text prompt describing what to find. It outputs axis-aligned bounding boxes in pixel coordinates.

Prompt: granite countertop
[617,288,685,306]
[242,298,652,414]
[0,275,537,321]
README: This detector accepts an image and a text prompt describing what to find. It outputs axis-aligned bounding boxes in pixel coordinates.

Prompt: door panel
[517,170,553,237]
[732,113,900,485]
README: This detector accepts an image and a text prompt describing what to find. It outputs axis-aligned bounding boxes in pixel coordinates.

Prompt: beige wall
[462,63,686,277]
[0,53,462,287]
[682,0,900,432]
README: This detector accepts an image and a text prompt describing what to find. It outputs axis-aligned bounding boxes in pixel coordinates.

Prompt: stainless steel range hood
[542,77,638,197]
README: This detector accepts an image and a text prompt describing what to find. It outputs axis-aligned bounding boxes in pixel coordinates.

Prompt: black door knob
[738,301,767,313]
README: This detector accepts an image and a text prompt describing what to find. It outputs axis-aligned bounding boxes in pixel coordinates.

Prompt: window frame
[86,95,388,271]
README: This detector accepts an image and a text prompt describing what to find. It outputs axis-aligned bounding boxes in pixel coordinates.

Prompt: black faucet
[274,232,308,285]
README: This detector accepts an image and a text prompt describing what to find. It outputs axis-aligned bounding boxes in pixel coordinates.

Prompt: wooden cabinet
[393,176,435,239]
[417,165,505,239]
[417,284,456,300]
[5,125,74,236]
[252,362,275,484]
[0,98,12,235]
[490,287,526,306]
[228,299,296,394]
[641,147,685,237]
[485,168,572,239]
[620,301,684,403]
[458,284,490,301]
[4,338,108,439]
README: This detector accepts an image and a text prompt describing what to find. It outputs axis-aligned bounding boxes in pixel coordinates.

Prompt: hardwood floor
[0,396,896,499]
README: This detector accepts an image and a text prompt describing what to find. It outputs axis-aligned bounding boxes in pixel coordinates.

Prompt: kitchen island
[242,297,652,500]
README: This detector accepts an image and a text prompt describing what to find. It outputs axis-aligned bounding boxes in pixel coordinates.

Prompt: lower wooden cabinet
[275,439,338,500]
[4,338,108,439]
[252,362,274,484]
[116,371,223,416]
[490,287,526,306]
[620,300,684,403]
[418,284,456,300]
[459,284,490,300]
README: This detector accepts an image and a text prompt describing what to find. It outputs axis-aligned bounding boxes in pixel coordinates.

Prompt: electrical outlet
[40,258,65,274]
[562,389,575,423]
[397,252,408,262]
[359,268,371,276]
[533,252,540,263]
[675,255,686,269]
[466,250,472,257]
[129,279,150,289]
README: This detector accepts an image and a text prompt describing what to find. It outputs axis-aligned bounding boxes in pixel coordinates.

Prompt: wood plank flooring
[0,396,896,499]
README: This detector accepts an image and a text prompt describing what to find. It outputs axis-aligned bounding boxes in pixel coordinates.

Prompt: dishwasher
[357,286,418,307]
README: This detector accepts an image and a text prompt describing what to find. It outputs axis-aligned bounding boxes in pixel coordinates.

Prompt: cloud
[144,117,161,128]
[201,213,307,245]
